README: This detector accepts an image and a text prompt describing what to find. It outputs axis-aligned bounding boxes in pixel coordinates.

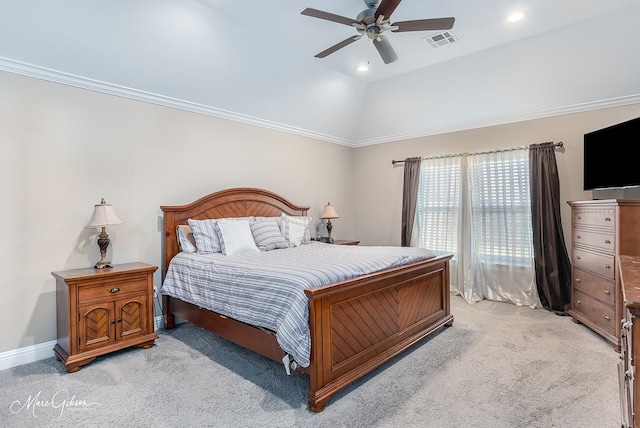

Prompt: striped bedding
[160,242,436,367]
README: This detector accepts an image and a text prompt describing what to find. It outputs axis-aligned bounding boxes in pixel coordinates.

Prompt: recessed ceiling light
[507,11,525,22]
[357,64,369,72]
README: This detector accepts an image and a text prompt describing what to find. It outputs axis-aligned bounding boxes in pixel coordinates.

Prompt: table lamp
[86,198,123,269]
[320,202,339,242]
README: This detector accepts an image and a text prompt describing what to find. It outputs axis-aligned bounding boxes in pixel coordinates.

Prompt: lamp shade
[320,202,339,220]
[86,198,123,228]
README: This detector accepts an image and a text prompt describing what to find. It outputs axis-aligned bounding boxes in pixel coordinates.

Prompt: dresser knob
[575,278,581,283]
[576,299,581,305]
[605,217,612,222]
[576,256,581,260]
[576,235,582,240]
[109,287,120,293]
[603,264,611,270]
[605,239,611,244]
[604,289,611,295]
[604,315,610,321]
[577,215,582,220]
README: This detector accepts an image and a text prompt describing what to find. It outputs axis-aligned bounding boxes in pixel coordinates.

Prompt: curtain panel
[401,157,422,247]
[529,143,571,313]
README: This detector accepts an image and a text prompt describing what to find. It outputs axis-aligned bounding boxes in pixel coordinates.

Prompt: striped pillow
[250,218,289,251]
[188,218,222,254]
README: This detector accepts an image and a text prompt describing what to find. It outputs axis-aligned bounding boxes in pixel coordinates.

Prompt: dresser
[567,200,640,351]
[52,262,158,372]
[619,255,640,428]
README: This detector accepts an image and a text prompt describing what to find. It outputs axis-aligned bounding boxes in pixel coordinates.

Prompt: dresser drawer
[573,268,615,306]
[573,290,616,335]
[573,208,616,229]
[573,248,615,281]
[573,229,615,253]
[78,278,148,304]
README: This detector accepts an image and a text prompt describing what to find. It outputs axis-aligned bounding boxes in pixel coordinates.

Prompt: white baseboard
[0,340,57,372]
[1,315,166,371]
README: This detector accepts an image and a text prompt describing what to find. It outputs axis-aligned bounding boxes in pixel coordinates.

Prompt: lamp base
[94,260,114,269]
[94,227,114,269]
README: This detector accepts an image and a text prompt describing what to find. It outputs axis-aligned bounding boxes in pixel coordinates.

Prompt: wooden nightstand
[52,262,158,372]
[333,240,360,246]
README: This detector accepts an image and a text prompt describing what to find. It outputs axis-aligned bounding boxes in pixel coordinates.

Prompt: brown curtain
[529,143,571,313]
[401,157,422,247]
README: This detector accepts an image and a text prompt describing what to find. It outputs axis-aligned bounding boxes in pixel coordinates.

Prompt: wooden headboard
[160,187,310,278]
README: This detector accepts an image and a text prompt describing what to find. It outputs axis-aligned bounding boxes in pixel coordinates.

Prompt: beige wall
[353,105,640,246]
[0,70,354,354]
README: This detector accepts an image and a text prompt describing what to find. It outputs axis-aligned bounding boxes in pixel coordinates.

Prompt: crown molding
[0,57,353,147]
[351,94,640,147]
[2,56,639,149]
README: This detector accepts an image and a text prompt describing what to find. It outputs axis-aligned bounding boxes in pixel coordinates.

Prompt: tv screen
[583,116,640,190]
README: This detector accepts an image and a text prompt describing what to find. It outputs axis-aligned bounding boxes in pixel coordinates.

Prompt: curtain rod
[391,141,563,164]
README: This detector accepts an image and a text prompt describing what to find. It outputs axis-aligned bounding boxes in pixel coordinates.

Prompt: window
[416,149,539,307]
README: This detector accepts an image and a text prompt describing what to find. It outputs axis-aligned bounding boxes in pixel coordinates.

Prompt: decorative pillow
[250,218,289,251]
[287,222,306,247]
[176,225,197,253]
[215,218,260,255]
[188,218,222,254]
[280,214,312,246]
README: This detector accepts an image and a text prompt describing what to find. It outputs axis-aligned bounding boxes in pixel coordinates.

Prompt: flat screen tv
[583,116,640,190]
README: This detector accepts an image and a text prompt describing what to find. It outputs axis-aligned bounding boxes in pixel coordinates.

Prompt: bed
[160,187,453,412]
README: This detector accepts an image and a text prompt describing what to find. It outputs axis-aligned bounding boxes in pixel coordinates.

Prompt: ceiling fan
[301,0,455,64]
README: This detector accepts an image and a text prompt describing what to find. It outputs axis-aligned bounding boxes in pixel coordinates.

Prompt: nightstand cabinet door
[53,262,158,372]
[78,302,116,352]
[117,296,147,339]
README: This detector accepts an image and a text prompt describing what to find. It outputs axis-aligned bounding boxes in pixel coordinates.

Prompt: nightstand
[52,262,158,372]
[333,240,360,246]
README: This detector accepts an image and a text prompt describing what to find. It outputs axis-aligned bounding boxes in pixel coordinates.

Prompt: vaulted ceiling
[1,0,640,146]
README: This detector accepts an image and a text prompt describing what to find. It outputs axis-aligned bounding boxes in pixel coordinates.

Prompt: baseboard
[0,339,57,371]
[1,315,166,371]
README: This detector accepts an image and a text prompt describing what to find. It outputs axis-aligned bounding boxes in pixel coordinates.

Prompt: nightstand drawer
[78,278,147,303]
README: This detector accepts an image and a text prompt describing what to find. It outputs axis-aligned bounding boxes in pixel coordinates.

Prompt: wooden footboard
[305,254,452,412]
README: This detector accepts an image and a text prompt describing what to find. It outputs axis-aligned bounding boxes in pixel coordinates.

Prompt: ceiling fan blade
[315,35,363,58]
[392,17,455,32]
[375,0,402,20]
[373,35,398,64]
[301,8,361,27]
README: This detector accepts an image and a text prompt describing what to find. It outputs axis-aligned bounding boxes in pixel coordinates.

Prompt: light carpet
[0,296,621,427]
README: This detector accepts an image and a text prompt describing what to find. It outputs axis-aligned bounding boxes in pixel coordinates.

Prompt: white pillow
[287,222,306,247]
[216,218,260,255]
[280,214,312,247]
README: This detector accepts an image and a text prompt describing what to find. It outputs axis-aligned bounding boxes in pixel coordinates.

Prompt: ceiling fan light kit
[301,0,455,64]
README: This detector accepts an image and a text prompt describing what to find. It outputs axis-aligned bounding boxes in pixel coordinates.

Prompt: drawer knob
[109,287,120,293]
[576,235,582,240]
[626,370,633,380]
[576,299,581,305]
[576,256,581,260]
[577,215,582,220]
[605,217,612,222]
[604,289,611,295]
[575,278,581,283]
[604,315,610,321]
[603,264,611,270]
[622,321,631,330]
[605,239,611,244]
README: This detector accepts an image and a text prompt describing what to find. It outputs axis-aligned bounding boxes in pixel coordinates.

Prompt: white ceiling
[1,0,640,146]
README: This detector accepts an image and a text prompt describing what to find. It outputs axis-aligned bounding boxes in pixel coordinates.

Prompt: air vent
[423,31,458,48]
